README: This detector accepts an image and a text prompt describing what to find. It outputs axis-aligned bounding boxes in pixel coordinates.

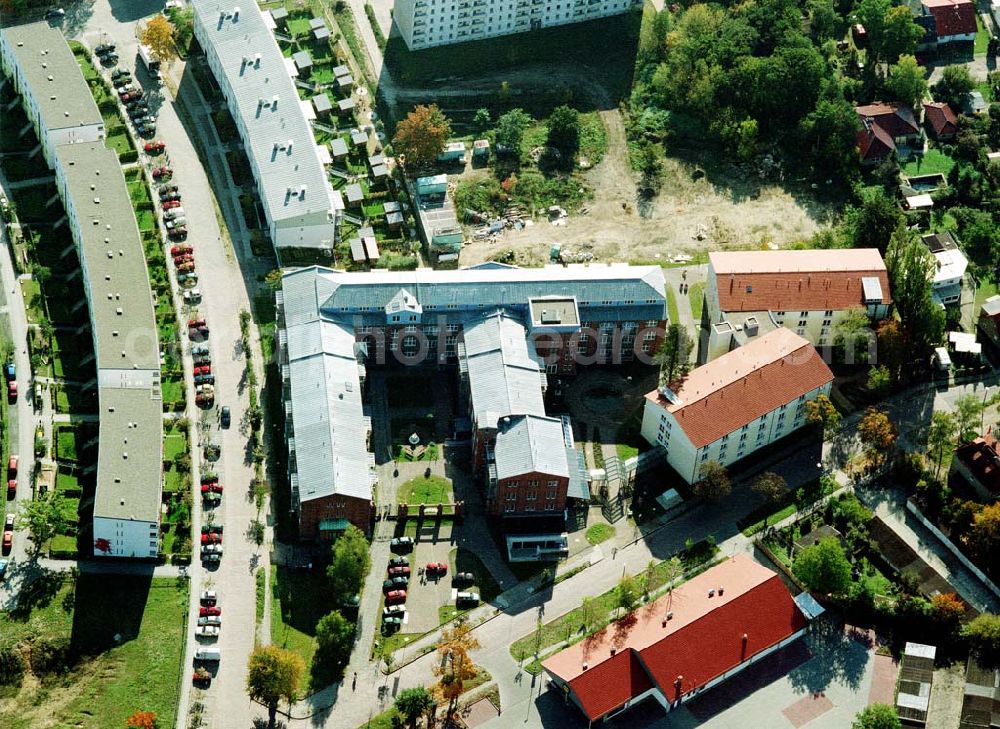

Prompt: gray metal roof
[191,0,338,244]
[463,312,546,430]
[285,316,373,503]
[0,22,103,135]
[330,137,349,156]
[494,414,569,480]
[56,143,160,372]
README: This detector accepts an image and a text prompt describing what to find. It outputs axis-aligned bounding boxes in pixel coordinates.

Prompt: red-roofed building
[954,433,1000,500]
[922,0,977,43]
[856,102,921,163]
[542,555,818,724]
[703,249,891,363]
[924,101,959,141]
[641,328,833,484]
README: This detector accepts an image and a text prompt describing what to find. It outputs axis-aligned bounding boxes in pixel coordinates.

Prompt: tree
[693,461,731,502]
[808,0,842,42]
[930,592,965,626]
[926,411,957,477]
[793,537,852,594]
[867,365,891,395]
[139,15,177,63]
[876,319,907,378]
[434,619,480,713]
[752,472,788,524]
[327,524,370,600]
[843,187,904,253]
[393,104,452,169]
[885,55,927,109]
[493,108,533,154]
[615,574,639,616]
[655,323,694,386]
[857,407,897,462]
[246,646,305,728]
[798,97,860,177]
[934,64,976,110]
[834,306,875,363]
[546,105,580,161]
[805,394,842,433]
[314,610,354,678]
[877,6,923,63]
[16,492,67,552]
[473,108,491,132]
[885,226,945,355]
[395,686,434,729]
[967,502,1000,561]
[965,613,1000,667]
[852,704,902,729]
[955,393,985,442]
[125,711,158,729]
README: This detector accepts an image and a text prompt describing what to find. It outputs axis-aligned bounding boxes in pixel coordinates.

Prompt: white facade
[930,247,967,306]
[0,23,105,167]
[641,382,830,484]
[393,0,642,49]
[191,0,342,260]
[93,516,159,559]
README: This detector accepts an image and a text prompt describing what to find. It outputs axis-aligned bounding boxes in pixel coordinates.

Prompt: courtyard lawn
[976,14,991,56]
[0,574,186,729]
[585,523,615,545]
[270,565,328,682]
[163,432,187,460]
[902,148,956,177]
[20,278,44,324]
[665,285,680,327]
[976,278,999,311]
[688,281,705,323]
[614,406,648,461]
[397,474,452,504]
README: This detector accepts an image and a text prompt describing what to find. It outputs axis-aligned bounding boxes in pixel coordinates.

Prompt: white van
[195,647,221,662]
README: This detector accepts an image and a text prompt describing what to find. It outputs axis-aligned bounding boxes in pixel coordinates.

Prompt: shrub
[29,636,72,675]
[0,643,25,686]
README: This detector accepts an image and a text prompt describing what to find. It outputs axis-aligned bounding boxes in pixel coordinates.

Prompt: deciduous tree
[852,704,902,729]
[867,365,891,395]
[858,407,897,462]
[327,525,370,600]
[139,15,176,63]
[615,574,639,617]
[966,502,1000,562]
[955,393,986,443]
[16,492,67,552]
[493,108,532,153]
[805,394,842,434]
[885,55,927,109]
[314,610,354,678]
[693,461,731,502]
[885,225,945,354]
[655,323,694,386]
[546,105,580,167]
[246,646,304,728]
[793,536,852,594]
[933,64,976,110]
[395,686,434,729]
[752,472,789,524]
[393,104,452,169]
[965,612,1000,667]
[931,592,966,627]
[125,710,158,728]
[926,410,957,477]
[433,618,480,712]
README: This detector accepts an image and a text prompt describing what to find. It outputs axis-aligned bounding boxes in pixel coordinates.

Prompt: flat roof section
[56,143,159,372]
[529,297,579,327]
[1,22,103,134]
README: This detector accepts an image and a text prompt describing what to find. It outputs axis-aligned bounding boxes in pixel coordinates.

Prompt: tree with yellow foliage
[139,15,176,63]
[433,618,480,713]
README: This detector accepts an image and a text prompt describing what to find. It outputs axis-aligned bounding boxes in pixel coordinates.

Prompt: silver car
[166,217,187,229]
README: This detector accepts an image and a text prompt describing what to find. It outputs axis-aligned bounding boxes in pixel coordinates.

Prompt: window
[505,503,515,513]
[392,315,400,322]
[526,492,537,500]
[643,330,657,341]
[800,311,808,317]
[740,432,747,442]
[646,319,658,326]
[796,328,806,336]
[798,319,807,328]
[529,480,539,488]
[775,311,785,317]
[824,309,833,317]
[822,319,831,327]
[546,490,557,500]
[777,412,786,422]
[547,480,558,489]
[506,492,516,500]
[447,323,459,333]
[544,503,555,511]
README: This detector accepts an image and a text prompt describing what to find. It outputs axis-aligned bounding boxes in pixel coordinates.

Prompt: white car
[197,615,221,626]
[164,0,183,9]
[4,514,13,529]
[201,543,223,554]
[183,289,202,304]
[200,589,217,604]
[164,207,184,220]
[195,625,220,638]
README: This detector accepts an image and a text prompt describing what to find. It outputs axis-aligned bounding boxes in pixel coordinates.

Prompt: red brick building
[299,494,374,541]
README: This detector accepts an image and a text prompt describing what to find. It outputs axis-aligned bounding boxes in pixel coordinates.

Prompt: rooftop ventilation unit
[233,6,241,19]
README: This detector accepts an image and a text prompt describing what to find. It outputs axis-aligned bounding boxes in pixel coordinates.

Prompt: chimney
[708,589,715,598]
[718,586,724,595]
[233,6,241,20]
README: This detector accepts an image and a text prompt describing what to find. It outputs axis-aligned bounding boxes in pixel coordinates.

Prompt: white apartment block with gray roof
[393,0,642,49]
[0,23,162,559]
[0,22,105,166]
[191,0,342,260]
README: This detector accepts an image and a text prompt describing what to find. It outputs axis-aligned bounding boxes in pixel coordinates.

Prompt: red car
[144,140,165,154]
[192,669,211,685]
[201,483,223,494]
[152,166,172,179]
[170,245,192,256]
[194,365,212,376]
[8,455,17,478]
[7,381,16,403]
[167,228,188,239]
[388,565,411,577]
[200,533,222,544]
[7,478,15,499]
[188,318,206,328]
[199,606,221,617]
[162,200,181,210]
[2,531,11,555]
[173,254,193,265]
[426,562,448,574]
[177,262,196,273]
[385,589,407,603]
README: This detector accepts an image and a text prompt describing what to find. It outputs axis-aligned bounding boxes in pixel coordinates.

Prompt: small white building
[921,231,967,306]
[641,328,833,484]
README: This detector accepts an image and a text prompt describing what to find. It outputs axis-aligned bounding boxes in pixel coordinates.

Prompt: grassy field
[270,566,328,682]
[398,474,452,504]
[902,148,956,177]
[0,574,187,728]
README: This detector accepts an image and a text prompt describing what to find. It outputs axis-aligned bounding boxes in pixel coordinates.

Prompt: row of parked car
[192,590,222,686]
[2,456,17,556]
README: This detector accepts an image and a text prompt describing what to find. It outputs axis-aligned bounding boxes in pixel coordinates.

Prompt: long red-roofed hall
[541,555,823,724]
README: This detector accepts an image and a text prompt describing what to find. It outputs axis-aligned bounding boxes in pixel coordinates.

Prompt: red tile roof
[956,434,1000,495]
[924,0,977,38]
[858,123,895,161]
[646,328,834,449]
[543,556,808,722]
[856,102,920,138]
[924,102,959,139]
[710,249,891,313]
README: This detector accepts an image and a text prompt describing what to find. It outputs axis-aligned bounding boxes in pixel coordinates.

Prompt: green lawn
[163,433,187,460]
[55,425,79,462]
[614,406,649,462]
[665,284,680,326]
[0,574,186,729]
[20,278,44,324]
[271,565,329,683]
[397,474,452,504]
[688,281,705,323]
[55,469,81,496]
[976,14,991,56]
[902,148,956,177]
[976,278,999,312]
[161,378,185,409]
[585,523,615,545]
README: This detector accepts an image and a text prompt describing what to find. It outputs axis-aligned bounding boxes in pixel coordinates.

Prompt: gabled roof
[646,328,833,448]
[858,120,896,161]
[494,414,569,480]
[709,249,891,313]
[924,0,977,37]
[956,434,1000,495]
[856,102,921,138]
[924,101,959,137]
[543,556,808,721]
